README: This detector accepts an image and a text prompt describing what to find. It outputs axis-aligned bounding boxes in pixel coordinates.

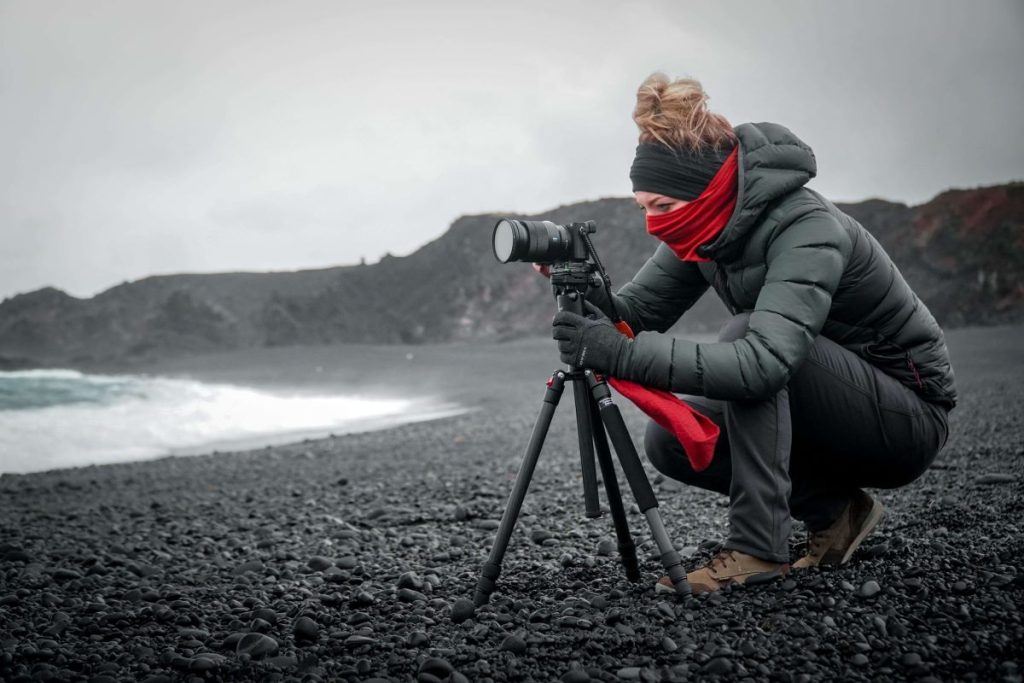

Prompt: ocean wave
[0,370,466,474]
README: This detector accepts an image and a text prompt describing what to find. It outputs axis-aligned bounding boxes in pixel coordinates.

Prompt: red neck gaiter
[645,148,739,262]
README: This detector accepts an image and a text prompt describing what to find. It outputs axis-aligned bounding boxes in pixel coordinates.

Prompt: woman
[550,73,955,594]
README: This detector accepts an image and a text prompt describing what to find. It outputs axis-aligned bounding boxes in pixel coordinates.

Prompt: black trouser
[644,313,950,563]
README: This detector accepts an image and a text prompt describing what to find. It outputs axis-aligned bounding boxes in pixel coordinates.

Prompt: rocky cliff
[1,183,1021,368]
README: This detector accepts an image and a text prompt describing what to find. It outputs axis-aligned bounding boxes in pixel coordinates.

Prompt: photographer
[548,73,955,594]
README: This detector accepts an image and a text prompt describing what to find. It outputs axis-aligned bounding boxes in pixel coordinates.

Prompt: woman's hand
[551,311,628,372]
[532,263,551,279]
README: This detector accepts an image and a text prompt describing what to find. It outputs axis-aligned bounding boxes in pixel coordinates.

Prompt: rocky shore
[1,326,1022,682]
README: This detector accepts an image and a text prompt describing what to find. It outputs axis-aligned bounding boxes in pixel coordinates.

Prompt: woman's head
[630,73,737,209]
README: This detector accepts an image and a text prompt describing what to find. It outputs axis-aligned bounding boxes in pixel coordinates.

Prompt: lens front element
[492,220,517,263]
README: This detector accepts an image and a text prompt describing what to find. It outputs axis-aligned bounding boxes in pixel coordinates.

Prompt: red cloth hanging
[606,321,719,471]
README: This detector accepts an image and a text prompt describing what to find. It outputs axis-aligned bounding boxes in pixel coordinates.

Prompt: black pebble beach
[1,327,1022,682]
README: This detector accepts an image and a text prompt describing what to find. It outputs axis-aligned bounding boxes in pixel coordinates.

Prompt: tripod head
[545,222,619,321]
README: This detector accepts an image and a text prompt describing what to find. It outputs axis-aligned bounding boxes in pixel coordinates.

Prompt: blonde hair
[633,73,735,151]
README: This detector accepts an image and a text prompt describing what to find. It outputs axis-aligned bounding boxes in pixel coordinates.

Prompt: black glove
[551,310,629,373]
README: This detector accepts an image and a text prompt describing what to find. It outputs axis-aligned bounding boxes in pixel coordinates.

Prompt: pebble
[406,630,430,647]
[616,667,641,680]
[308,556,334,571]
[52,568,82,582]
[902,652,923,666]
[701,657,733,675]
[265,655,298,669]
[974,473,1017,485]
[419,657,454,677]
[851,653,869,666]
[293,616,319,640]
[233,560,263,575]
[236,633,278,659]
[3,549,32,562]
[189,654,225,672]
[397,571,424,590]
[860,542,889,558]
[499,634,527,654]
[353,590,375,606]
[398,588,428,603]
[530,529,553,544]
[562,670,591,683]
[597,539,616,556]
[127,561,160,577]
[451,598,476,623]
[662,636,678,652]
[858,580,881,598]
[253,608,277,624]
[345,635,376,648]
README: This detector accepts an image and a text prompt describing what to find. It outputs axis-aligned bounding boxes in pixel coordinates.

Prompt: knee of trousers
[717,312,752,343]
[643,419,700,483]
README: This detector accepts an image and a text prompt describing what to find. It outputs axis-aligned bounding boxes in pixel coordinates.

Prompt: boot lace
[708,549,739,572]
[805,529,830,559]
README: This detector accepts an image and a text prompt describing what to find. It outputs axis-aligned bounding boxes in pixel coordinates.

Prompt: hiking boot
[793,489,884,569]
[656,550,789,594]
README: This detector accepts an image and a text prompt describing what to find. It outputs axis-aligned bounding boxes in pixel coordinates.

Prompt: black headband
[630,142,734,200]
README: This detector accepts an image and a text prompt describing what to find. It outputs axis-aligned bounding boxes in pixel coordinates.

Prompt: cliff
[1,183,1021,367]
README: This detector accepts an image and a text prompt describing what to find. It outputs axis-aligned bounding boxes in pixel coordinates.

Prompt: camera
[492,219,596,264]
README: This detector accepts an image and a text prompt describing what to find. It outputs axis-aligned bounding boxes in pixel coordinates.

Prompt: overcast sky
[2,0,1022,300]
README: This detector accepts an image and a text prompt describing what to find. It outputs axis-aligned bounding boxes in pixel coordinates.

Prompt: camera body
[492,219,596,265]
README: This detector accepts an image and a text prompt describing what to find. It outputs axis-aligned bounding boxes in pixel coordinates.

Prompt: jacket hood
[699,122,817,261]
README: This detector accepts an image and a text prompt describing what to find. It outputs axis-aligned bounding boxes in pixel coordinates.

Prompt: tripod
[472,264,690,605]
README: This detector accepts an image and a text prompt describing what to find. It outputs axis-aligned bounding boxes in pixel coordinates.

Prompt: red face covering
[644,148,739,262]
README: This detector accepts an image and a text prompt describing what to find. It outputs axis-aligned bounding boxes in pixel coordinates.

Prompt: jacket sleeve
[620,210,851,399]
[587,242,709,333]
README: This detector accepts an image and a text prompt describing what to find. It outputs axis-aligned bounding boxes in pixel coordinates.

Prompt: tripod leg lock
[473,561,502,606]
[661,551,691,596]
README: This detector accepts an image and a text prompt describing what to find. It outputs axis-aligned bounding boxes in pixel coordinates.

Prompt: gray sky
[2,0,1022,300]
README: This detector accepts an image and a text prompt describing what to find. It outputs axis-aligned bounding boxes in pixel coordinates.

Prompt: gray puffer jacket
[592,122,957,409]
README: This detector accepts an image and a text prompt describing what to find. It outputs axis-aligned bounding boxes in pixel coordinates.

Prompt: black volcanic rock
[0,323,1021,681]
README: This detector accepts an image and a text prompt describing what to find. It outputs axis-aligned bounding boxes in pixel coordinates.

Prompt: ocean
[0,369,466,474]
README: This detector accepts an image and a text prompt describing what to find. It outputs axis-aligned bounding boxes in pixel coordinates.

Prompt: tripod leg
[573,377,601,518]
[473,370,567,606]
[588,396,641,582]
[586,371,690,595]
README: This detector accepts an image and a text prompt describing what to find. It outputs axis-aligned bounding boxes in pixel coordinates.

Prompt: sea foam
[0,369,465,474]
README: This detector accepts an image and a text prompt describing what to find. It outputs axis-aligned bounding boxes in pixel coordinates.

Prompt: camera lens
[492,219,573,264]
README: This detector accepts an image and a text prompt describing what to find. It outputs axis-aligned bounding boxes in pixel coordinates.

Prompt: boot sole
[837,497,884,566]
[656,565,790,594]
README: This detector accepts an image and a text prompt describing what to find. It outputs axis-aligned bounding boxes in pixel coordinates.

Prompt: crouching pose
[549,73,955,593]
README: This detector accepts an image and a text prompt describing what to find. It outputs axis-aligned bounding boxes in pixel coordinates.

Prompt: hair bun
[633,72,735,151]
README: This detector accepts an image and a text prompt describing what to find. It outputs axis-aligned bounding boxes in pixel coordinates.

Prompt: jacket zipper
[714,267,739,314]
[906,353,924,388]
